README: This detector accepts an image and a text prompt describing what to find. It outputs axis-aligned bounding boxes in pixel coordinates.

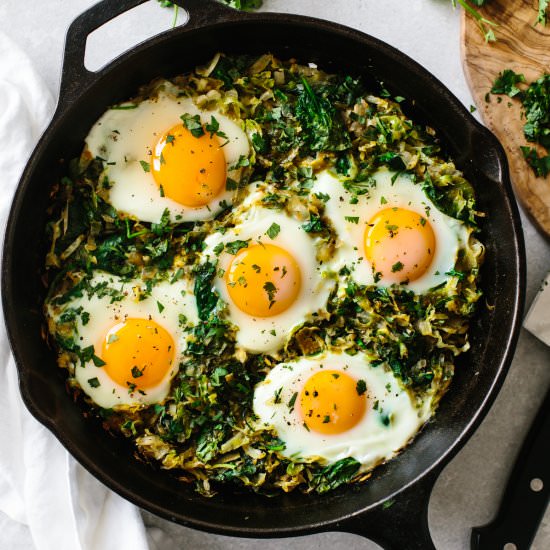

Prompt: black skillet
[1,1,526,548]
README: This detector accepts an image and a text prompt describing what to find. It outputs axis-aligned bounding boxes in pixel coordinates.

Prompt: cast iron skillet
[1,0,526,548]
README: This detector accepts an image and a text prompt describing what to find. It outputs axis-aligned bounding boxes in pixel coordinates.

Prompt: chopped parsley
[491,70,550,178]
[88,377,100,388]
[263,281,277,307]
[265,222,281,239]
[288,391,298,410]
[302,214,324,233]
[131,366,143,378]
[180,113,204,138]
[225,240,249,255]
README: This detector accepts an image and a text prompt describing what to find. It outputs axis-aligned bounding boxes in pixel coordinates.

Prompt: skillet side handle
[338,469,440,550]
[58,0,241,111]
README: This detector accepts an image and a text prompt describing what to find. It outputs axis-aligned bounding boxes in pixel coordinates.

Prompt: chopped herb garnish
[288,391,298,410]
[302,214,324,233]
[205,115,220,136]
[314,192,330,202]
[180,113,204,138]
[131,366,143,378]
[356,379,367,396]
[266,222,281,239]
[88,377,100,388]
[225,240,249,255]
[251,132,267,153]
[92,354,106,367]
[139,160,150,172]
[263,281,277,307]
[226,177,238,191]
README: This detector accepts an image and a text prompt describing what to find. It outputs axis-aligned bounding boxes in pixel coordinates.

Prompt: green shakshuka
[43,54,484,496]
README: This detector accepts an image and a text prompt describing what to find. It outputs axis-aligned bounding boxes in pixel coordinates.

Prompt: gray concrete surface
[1,0,548,548]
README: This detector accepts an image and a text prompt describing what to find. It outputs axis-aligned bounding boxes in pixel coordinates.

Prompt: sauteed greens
[44,54,483,496]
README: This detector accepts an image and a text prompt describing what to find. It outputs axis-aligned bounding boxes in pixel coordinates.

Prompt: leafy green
[311,458,361,494]
[295,77,351,153]
[194,262,218,321]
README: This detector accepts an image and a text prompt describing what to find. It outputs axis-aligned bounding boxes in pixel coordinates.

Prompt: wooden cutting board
[461,0,550,238]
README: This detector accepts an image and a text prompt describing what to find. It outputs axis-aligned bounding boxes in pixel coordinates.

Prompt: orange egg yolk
[299,370,367,435]
[225,243,302,318]
[151,123,226,207]
[100,318,175,391]
[364,207,436,283]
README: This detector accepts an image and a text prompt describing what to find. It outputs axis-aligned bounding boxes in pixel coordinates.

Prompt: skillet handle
[338,468,440,550]
[58,0,241,110]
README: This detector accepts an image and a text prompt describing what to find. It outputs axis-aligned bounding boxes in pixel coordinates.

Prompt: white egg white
[46,271,198,408]
[313,168,470,293]
[202,205,334,354]
[253,351,433,469]
[85,82,249,223]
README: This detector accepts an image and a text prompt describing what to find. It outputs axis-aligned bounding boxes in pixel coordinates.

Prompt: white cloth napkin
[0,32,150,550]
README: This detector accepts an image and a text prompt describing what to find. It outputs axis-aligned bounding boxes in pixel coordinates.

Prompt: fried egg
[46,271,198,408]
[202,203,334,354]
[85,82,249,223]
[313,169,469,293]
[253,351,433,468]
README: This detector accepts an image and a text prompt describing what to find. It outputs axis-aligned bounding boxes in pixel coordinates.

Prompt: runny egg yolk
[101,318,175,391]
[299,370,366,435]
[151,123,226,207]
[225,244,302,318]
[364,207,436,283]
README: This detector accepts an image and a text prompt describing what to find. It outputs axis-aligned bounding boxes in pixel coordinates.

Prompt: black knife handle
[471,388,550,550]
